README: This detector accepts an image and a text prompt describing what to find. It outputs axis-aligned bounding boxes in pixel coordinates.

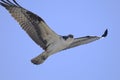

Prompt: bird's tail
[31,52,49,65]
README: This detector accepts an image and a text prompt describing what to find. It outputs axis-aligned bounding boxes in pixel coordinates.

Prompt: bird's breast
[46,38,71,54]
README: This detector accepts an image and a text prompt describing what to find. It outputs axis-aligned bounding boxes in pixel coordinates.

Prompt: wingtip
[102,29,108,37]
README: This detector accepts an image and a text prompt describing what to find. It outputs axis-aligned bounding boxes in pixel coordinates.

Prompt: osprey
[0,0,108,65]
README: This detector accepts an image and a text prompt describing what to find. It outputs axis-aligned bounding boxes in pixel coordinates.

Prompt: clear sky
[0,0,119,80]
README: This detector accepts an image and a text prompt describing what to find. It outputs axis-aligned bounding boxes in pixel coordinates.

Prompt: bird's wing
[64,29,108,50]
[0,0,59,50]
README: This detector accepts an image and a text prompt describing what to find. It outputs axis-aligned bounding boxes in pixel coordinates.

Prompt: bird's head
[65,34,74,44]
[62,34,74,43]
[62,34,74,40]
[68,34,74,38]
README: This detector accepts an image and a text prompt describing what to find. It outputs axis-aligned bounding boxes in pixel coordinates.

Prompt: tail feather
[31,52,49,65]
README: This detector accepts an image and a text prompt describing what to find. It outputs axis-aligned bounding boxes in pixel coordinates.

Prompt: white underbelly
[47,39,70,55]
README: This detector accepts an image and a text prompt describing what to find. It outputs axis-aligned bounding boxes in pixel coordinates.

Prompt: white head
[62,34,74,44]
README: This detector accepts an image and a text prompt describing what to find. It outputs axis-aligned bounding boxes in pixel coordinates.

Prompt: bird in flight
[0,0,108,65]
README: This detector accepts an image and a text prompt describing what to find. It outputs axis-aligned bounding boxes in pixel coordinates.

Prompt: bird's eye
[69,34,73,38]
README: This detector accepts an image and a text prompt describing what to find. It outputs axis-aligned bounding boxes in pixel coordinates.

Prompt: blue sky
[0,0,119,80]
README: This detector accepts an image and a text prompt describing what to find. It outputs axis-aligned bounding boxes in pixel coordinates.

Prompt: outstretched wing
[0,0,59,50]
[64,29,108,50]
